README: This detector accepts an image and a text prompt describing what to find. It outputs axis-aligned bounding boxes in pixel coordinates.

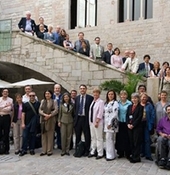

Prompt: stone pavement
[0,147,169,175]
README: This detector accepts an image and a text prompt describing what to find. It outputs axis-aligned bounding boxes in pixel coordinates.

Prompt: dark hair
[143,54,150,60]
[114,47,120,55]
[43,90,53,99]
[1,88,9,93]
[60,29,66,37]
[165,105,170,111]
[71,90,77,94]
[61,92,71,104]
[105,90,117,104]
[107,43,113,46]
[138,85,146,91]
[15,93,22,98]
[95,37,100,40]
[160,90,167,95]
[79,84,87,89]
[162,62,169,66]
[24,85,32,89]
[78,32,84,36]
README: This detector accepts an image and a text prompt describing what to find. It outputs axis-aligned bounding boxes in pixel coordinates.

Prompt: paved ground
[0,147,169,175]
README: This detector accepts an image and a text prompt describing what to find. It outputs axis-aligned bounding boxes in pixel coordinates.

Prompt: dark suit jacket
[13,102,24,123]
[137,62,154,74]
[74,94,93,127]
[18,17,36,32]
[126,103,144,129]
[79,47,90,57]
[102,50,114,64]
[36,24,48,34]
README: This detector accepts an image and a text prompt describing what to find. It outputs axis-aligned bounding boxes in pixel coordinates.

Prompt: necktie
[90,102,96,123]
[79,96,84,115]
[96,45,100,57]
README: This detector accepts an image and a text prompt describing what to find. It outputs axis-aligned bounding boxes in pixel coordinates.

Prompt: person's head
[56,25,61,33]
[131,93,140,104]
[162,62,169,70]
[165,105,170,117]
[165,67,170,76]
[153,61,160,70]
[119,90,128,102]
[93,88,101,100]
[129,50,136,59]
[44,90,53,100]
[15,93,22,103]
[29,91,36,102]
[1,88,9,98]
[65,34,69,40]
[60,29,66,37]
[114,47,120,56]
[94,37,100,45]
[25,11,31,19]
[62,92,71,104]
[78,32,84,41]
[48,25,53,32]
[81,41,87,48]
[160,90,168,101]
[39,24,44,31]
[54,84,61,95]
[79,84,87,95]
[39,17,44,24]
[124,50,129,57]
[138,85,146,94]
[140,93,148,104]
[107,43,113,51]
[106,90,117,103]
[70,90,77,99]
[143,54,150,63]
[24,85,32,95]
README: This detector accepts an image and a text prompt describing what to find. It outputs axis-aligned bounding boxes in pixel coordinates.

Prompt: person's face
[154,62,159,69]
[140,94,148,103]
[56,27,61,33]
[54,85,61,94]
[25,86,32,95]
[160,93,167,101]
[78,33,84,40]
[144,57,150,63]
[165,68,170,75]
[2,89,9,98]
[114,49,120,55]
[79,86,87,95]
[64,95,69,103]
[166,107,170,117]
[95,38,100,45]
[120,93,127,101]
[131,97,139,104]
[93,92,100,100]
[26,13,31,19]
[124,51,129,57]
[129,51,135,58]
[107,44,112,51]
[138,87,146,94]
[39,18,44,24]
[71,91,77,99]
[29,92,36,101]
[163,63,169,70]
[16,96,22,103]
[108,91,114,101]
[82,42,86,48]
[45,91,52,100]
[48,26,53,32]
[39,25,44,30]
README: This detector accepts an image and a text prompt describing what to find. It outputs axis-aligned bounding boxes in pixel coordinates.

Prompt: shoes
[30,150,35,155]
[83,152,89,157]
[61,153,65,156]
[65,152,70,156]
[88,153,95,158]
[158,158,166,168]
[130,158,141,163]
[146,157,153,161]
[106,158,115,161]
[166,159,170,170]
[5,151,9,155]
[19,151,27,156]
[47,153,52,156]
[15,151,20,155]
[140,154,145,158]
[118,155,124,158]
[40,153,46,156]
[96,155,103,160]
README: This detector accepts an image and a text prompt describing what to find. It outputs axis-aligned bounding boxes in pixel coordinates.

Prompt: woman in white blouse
[104,90,119,161]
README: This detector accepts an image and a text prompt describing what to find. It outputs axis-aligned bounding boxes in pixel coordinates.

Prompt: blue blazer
[18,17,36,32]
[137,62,154,74]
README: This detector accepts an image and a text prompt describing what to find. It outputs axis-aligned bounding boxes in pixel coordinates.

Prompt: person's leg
[66,123,73,153]
[47,130,54,155]
[61,123,67,154]
[159,136,168,159]
[13,121,20,152]
[74,118,82,150]
[18,120,23,152]
[29,131,36,153]
[56,122,61,149]
[95,124,103,157]
[105,132,115,159]
[41,132,47,154]
[144,127,152,159]
[21,126,29,153]
[89,123,96,155]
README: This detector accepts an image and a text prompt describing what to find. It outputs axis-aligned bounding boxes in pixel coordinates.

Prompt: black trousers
[55,122,61,148]
[75,116,91,153]
[0,115,11,152]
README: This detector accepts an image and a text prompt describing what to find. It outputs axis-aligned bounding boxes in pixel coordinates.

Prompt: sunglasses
[29,95,35,97]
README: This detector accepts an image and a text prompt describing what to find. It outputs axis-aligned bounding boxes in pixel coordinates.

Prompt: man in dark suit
[101,43,114,64]
[18,11,36,35]
[137,55,154,77]
[74,84,93,157]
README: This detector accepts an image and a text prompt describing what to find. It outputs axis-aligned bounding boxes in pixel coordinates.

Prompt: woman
[159,61,169,78]
[88,89,104,160]
[104,90,119,161]
[63,34,74,50]
[58,93,74,156]
[111,47,123,69]
[11,93,24,154]
[59,29,67,47]
[140,93,155,161]
[159,67,170,101]
[150,61,161,77]
[79,41,90,56]
[155,90,170,126]
[39,90,58,156]
[44,25,56,43]
[126,93,143,163]
[36,24,46,39]
[36,16,48,35]
[116,90,131,159]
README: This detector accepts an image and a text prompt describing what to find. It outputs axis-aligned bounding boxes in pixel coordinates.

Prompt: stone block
[92,71,103,79]
[89,63,99,71]
[71,70,82,77]
[63,65,72,72]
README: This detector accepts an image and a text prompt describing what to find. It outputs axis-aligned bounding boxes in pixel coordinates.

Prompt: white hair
[25,11,31,15]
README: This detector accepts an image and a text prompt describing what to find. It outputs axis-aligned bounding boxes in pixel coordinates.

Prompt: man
[74,84,93,157]
[74,32,90,53]
[19,91,40,156]
[122,50,129,63]
[90,37,104,61]
[35,16,48,36]
[22,85,38,103]
[54,25,61,45]
[122,50,139,73]
[0,89,13,154]
[18,11,36,35]
[70,90,77,104]
[137,54,154,77]
[53,84,62,149]
[157,105,170,169]
[101,43,114,64]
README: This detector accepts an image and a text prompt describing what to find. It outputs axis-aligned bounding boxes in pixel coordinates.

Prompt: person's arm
[132,58,139,73]
[32,20,36,33]
[58,105,62,127]
[110,55,114,66]
[21,112,25,129]
[131,105,143,128]
[108,101,119,126]
[121,57,129,71]
[96,100,104,123]
[89,45,93,59]
[50,100,58,117]
[18,18,24,31]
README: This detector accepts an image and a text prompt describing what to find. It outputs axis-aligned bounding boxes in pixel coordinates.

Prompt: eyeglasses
[29,95,35,97]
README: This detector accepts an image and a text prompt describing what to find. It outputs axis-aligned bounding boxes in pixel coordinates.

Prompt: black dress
[79,48,90,57]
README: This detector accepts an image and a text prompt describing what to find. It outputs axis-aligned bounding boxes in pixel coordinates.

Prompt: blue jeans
[22,126,36,151]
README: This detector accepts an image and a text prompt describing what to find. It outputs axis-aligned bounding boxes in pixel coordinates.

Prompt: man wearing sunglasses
[19,92,40,156]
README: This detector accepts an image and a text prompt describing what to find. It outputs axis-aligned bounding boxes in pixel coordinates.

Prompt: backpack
[74,141,85,157]
[0,141,5,154]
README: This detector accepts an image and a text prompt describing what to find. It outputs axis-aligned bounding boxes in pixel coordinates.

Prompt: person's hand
[107,125,111,129]
[22,123,25,129]
[95,122,99,128]
[20,28,24,31]
[58,122,61,127]
[161,133,168,138]
[11,122,14,127]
